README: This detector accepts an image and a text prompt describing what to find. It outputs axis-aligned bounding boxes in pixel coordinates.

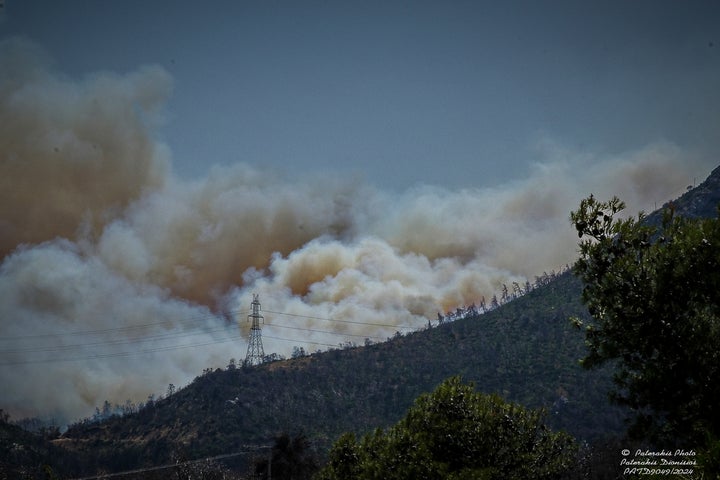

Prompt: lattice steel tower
[244,294,265,367]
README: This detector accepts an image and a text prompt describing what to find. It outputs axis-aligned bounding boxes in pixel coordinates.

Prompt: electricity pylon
[244,294,265,367]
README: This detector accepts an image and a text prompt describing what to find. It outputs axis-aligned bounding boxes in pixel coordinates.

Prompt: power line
[266,322,385,340]
[0,310,225,342]
[0,321,405,366]
[0,321,385,357]
[264,309,417,330]
[67,446,271,480]
[0,335,245,366]
[0,304,416,343]
[264,334,349,349]
[0,326,234,354]
[0,302,426,366]
[0,313,391,350]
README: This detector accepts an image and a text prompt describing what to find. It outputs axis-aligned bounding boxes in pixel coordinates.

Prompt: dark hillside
[45,164,720,476]
[0,413,80,479]
[646,164,720,224]
[59,271,624,474]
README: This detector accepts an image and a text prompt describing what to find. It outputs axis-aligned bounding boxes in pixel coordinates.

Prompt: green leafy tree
[316,376,576,480]
[254,433,319,480]
[570,196,720,470]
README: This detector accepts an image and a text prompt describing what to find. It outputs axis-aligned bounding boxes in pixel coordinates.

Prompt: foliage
[253,433,320,480]
[571,195,720,470]
[0,411,78,479]
[316,376,577,480]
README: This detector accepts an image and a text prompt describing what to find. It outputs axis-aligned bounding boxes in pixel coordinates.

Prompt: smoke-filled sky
[0,1,718,422]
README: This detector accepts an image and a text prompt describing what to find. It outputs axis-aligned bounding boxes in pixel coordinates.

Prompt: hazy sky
[3,0,719,190]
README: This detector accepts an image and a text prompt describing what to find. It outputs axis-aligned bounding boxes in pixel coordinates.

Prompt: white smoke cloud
[0,239,230,421]
[0,38,713,422]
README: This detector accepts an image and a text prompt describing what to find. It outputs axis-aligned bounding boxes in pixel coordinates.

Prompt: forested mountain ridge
[4,164,720,478]
[646,164,720,223]
[53,271,622,475]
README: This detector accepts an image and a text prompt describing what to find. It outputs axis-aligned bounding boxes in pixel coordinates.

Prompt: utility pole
[244,294,265,367]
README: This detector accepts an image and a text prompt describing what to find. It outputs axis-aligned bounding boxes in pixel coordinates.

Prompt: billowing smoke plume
[0,39,171,258]
[0,38,712,422]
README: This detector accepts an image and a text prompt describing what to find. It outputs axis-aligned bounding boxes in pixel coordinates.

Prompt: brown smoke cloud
[0,38,170,257]
[0,39,713,422]
[95,166,369,307]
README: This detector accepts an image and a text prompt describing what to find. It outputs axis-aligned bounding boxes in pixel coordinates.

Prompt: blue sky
[3,0,719,190]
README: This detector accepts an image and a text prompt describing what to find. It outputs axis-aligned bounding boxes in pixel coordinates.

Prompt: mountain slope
[57,271,623,474]
[36,164,720,475]
[0,414,80,479]
[646,164,720,223]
